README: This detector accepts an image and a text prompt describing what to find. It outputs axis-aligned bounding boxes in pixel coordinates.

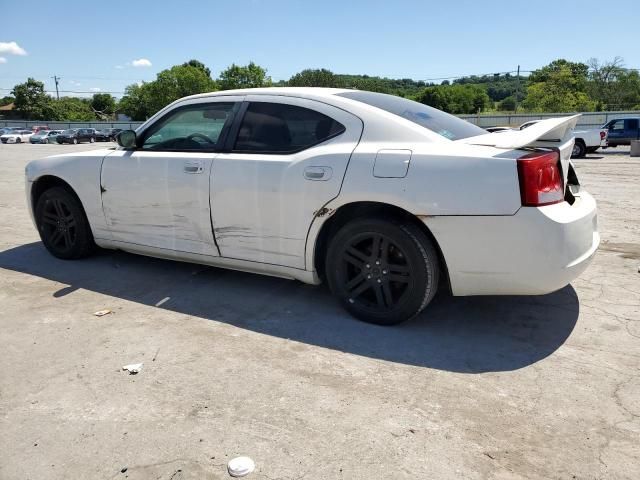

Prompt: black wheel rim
[40,198,77,252]
[337,232,413,313]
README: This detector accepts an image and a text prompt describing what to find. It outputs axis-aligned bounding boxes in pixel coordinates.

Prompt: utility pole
[514,65,520,113]
[52,75,60,100]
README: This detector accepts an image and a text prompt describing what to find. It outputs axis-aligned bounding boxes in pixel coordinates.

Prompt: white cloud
[0,57,7,64]
[0,41,27,56]
[89,87,101,92]
[131,58,152,68]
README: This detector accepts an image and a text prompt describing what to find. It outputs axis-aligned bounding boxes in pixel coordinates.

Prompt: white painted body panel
[210,94,363,268]
[25,87,599,297]
[422,191,599,295]
[100,149,219,256]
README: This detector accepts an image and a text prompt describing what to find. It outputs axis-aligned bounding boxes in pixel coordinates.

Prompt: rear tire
[16,138,21,144]
[35,187,94,260]
[326,217,439,325]
[571,140,586,158]
[73,138,78,144]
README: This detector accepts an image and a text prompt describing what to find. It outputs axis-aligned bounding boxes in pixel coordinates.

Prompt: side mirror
[117,130,137,148]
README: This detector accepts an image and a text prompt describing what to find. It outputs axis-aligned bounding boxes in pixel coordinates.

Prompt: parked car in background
[56,128,96,144]
[518,120,606,157]
[0,127,20,136]
[1,129,33,144]
[30,130,63,144]
[24,88,599,325]
[31,125,50,133]
[105,128,123,141]
[94,130,112,142]
[602,118,640,147]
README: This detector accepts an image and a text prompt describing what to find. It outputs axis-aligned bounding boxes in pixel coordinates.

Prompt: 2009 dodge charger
[25,88,599,324]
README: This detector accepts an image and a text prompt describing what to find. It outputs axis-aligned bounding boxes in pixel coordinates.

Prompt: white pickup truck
[519,120,608,158]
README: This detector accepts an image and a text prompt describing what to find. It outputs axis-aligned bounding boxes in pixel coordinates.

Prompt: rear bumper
[423,191,599,296]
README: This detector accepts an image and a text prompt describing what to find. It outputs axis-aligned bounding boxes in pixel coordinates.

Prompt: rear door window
[625,119,639,130]
[233,102,345,154]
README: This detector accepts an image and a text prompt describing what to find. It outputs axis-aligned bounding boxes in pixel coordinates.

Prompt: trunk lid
[457,114,580,191]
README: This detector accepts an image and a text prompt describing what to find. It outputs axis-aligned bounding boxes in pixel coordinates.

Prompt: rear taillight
[600,131,606,140]
[517,151,563,206]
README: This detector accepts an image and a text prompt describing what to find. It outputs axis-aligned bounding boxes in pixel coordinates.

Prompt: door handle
[184,160,204,174]
[304,166,332,181]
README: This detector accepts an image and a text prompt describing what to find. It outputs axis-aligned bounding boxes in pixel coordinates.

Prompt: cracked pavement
[0,144,638,479]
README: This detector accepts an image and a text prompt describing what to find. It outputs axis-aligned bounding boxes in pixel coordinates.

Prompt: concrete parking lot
[0,143,638,480]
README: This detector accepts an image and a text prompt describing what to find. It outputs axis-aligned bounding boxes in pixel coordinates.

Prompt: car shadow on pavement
[0,242,580,374]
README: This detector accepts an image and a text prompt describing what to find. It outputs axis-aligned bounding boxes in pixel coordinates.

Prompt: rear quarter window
[336,91,486,141]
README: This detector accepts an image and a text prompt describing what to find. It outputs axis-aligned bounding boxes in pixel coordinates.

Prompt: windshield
[336,91,486,140]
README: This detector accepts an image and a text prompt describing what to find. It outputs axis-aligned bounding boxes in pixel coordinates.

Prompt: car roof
[181,87,351,102]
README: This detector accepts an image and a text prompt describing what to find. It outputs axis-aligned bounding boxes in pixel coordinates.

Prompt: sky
[1,0,639,98]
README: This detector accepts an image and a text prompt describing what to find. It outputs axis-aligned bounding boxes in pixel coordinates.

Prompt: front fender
[25,150,114,241]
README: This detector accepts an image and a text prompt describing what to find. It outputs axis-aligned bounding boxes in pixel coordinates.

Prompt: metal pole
[514,65,520,113]
[52,76,60,100]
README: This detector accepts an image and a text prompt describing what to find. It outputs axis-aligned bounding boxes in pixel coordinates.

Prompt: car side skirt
[95,238,322,285]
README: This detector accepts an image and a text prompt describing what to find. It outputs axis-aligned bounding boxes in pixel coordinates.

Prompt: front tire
[73,138,78,144]
[43,138,49,144]
[326,217,439,325]
[16,138,21,144]
[90,137,95,143]
[35,187,94,259]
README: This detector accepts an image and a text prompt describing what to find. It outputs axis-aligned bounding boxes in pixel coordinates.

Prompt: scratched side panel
[211,96,364,269]
[101,150,218,256]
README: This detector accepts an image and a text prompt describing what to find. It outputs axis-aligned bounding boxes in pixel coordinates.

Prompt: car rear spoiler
[457,114,581,149]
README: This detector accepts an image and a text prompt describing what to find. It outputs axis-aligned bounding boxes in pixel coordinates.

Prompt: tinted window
[609,120,625,132]
[142,102,235,151]
[336,91,486,140]
[234,102,345,153]
[625,119,639,130]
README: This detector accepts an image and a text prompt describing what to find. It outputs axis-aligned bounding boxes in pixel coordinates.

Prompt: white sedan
[25,88,599,325]
[1,129,33,144]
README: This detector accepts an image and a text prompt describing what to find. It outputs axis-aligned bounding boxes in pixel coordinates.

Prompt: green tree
[50,97,95,121]
[90,93,116,117]
[415,84,490,114]
[288,68,343,88]
[0,95,14,106]
[117,83,154,121]
[218,62,270,90]
[587,57,640,110]
[181,59,212,78]
[528,59,589,85]
[497,96,516,111]
[11,78,53,120]
[522,65,595,112]
[119,63,217,120]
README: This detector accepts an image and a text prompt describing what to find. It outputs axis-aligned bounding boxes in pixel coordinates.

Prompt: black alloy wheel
[326,218,439,325]
[35,187,94,259]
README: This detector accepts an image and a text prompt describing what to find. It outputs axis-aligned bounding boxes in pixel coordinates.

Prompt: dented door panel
[211,95,363,269]
[100,150,219,256]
